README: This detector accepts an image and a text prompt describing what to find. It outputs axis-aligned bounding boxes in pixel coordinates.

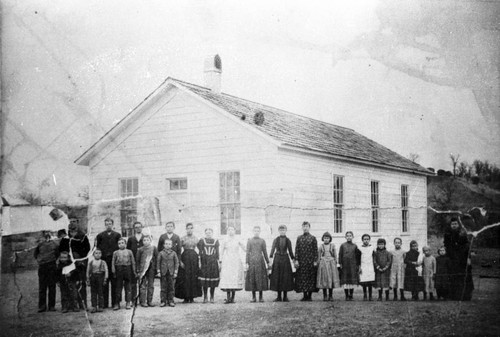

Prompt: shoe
[48,307,56,312]
[368,296,373,301]
[126,302,131,310]
[328,296,333,302]
[300,297,308,302]
[113,304,120,310]
[97,307,103,312]
[203,298,208,304]
[189,299,194,303]
[400,297,407,301]
[168,302,175,307]
[140,303,148,308]
[224,299,231,304]
[183,299,189,303]
[377,297,382,301]
[160,302,167,307]
[148,303,155,307]
[210,298,215,304]
[323,296,328,302]
[250,298,257,303]
[282,297,289,302]
[62,308,69,313]
[273,298,282,302]
[90,307,97,313]
[73,308,80,312]
[259,298,264,303]
[37,307,46,313]
[363,295,367,301]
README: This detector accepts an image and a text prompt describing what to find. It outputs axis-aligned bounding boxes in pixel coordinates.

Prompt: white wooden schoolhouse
[76,55,432,249]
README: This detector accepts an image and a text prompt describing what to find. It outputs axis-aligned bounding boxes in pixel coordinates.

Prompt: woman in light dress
[219,225,246,304]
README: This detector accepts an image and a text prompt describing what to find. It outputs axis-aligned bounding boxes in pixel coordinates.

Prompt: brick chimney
[204,54,222,93]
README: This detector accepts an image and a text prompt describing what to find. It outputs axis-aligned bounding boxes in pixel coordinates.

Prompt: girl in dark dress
[245,226,270,302]
[404,240,423,300]
[339,231,360,300]
[435,246,450,300]
[294,222,318,301]
[444,217,474,301]
[269,225,295,302]
[176,223,202,303]
[374,238,392,301]
[197,228,220,303]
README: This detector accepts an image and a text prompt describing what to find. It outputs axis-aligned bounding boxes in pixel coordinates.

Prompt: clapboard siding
[275,149,427,249]
[88,91,279,239]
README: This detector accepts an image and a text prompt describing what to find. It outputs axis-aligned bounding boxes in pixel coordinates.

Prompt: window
[120,178,138,237]
[401,184,409,232]
[333,175,344,233]
[220,171,241,235]
[371,181,379,232]
[168,178,188,191]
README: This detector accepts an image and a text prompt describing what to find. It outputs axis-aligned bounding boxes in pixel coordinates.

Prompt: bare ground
[1,267,499,337]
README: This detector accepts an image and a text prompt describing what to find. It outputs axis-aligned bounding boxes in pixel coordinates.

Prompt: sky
[1,0,499,205]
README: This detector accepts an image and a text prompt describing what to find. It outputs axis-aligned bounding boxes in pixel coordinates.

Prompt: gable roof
[76,77,431,175]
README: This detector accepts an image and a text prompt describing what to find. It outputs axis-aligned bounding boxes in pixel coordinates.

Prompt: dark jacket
[157,233,181,259]
[34,240,58,265]
[59,233,90,260]
[95,230,121,258]
[126,234,144,257]
[157,249,179,276]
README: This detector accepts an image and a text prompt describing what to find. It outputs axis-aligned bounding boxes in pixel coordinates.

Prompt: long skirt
[375,270,391,289]
[270,254,294,292]
[316,256,340,289]
[175,249,202,299]
[404,266,424,292]
[245,258,269,291]
[199,254,220,288]
[295,263,318,293]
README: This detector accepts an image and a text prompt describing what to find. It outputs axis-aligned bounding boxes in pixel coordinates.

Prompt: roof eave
[279,144,434,177]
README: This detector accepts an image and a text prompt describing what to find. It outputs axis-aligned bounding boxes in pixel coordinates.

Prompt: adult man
[157,221,181,260]
[59,220,91,310]
[126,221,144,302]
[95,218,121,308]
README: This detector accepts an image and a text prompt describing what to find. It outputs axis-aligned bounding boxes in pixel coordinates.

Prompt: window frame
[371,180,380,233]
[119,177,139,238]
[167,177,188,192]
[401,184,409,233]
[219,171,241,235]
[333,175,344,234]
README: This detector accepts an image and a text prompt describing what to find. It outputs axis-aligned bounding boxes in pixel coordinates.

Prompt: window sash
[168,178,188,191]
[333,175,344,233]
[119,178,138,237]
[220,172,241,234]
[401,184,409,232]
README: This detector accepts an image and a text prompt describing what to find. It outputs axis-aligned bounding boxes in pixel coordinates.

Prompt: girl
[316,232,340,302]
[389,237,406,301]
[422,246,436,300]
[219,225,246,304]
[435,246,450,300]
[404,240,423,300]
[245,226,270,302]
[358,234,375,301]
[294,221,318,301]
[269,225,294,302]
[339,231,359,301]
[197,228,220,303]
[374,238,392,301]
[177,223,202,303]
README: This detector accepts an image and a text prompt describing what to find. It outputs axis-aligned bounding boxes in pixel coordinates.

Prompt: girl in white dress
[358,234,375,301]
[219,225,246,303]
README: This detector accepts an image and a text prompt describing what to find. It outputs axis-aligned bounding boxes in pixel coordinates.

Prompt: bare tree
[408,153,420,163]
[450,153,460,176]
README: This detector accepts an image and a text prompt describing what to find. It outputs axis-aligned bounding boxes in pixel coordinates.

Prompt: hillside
[427,175,500,247]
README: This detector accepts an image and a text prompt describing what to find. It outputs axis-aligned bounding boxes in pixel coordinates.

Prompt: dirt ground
[1,266,499,337]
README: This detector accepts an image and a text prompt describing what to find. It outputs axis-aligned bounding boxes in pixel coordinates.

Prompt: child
[339,231,360,301]
[269,225,294,302]
[197,228,220,303]
[422,246,436,300]
[435,246,450,300]
[219,225,246,304]
[374,238,392,301]
[404,240,422,300]
[86,248,108,313]
[136,235,158,307]
[245,226,270,303]
[157,239,179,307]
[34,230,58,312]
[57,251,80,313]
[112,238,136,310]
[390,237,406,301]
[358,234,375,301]
[316,232,340,302]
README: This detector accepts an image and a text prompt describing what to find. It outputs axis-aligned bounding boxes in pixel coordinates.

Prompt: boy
[86,248,108,313]
[127,221,144,302]
[136,235,158,307]
[57,251,80,313]
[112,238,136,310]
[34,230,58,312]
[390,237,406,301]
[157,239,179,307]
